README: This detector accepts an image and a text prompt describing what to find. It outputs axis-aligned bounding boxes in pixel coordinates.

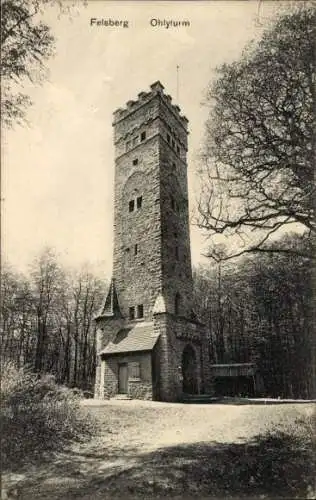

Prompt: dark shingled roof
[100,322,159,355]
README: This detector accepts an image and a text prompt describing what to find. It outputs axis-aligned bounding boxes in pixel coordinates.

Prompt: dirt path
[2,400,314,499]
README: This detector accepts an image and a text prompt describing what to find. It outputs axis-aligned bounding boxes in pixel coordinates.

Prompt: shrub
[1,362,98,470]
[251,410,316,498]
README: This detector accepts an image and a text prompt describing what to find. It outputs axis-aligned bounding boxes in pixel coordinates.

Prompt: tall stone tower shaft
[112,80,194,321]
[95,81,212,402]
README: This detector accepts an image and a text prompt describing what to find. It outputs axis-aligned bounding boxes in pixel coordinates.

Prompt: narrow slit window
[137,196,142,209]
[129,307,135,320]
[140,131,146,141]
[129,200,135,212]
[133,158,138,165]
[137,304,144,319]
[177,145,180,154]
[172,162,176,170]
[134,243,138,255]
[175,293,180,315]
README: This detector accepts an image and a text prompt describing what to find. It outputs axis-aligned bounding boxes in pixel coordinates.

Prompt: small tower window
[133,158,138,165]
[129,200,135,212]
[137,196,142,209]
[129,306,135,320]
[140,131,146,141]
[177,145,180,154]
[134,243,138,255]
[137,304,144,319]
[172,162,176,170]
[129,362,140,379]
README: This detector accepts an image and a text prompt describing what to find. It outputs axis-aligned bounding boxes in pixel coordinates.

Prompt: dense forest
[1,234,314,399]
[1,248,106,393]
[193,235,315,399]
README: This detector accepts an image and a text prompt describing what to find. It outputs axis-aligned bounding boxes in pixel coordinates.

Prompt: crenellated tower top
[112,81,189,130]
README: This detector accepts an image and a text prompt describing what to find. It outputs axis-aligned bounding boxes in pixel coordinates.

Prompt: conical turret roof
[95,278,122,319]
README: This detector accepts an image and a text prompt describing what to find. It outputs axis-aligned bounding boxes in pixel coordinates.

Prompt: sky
[2,0,283,278]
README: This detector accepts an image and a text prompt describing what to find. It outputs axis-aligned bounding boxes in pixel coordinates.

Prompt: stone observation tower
[94,81,212,401]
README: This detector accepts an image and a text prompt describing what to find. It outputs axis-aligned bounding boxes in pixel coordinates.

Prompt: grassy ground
[2,400,315,499]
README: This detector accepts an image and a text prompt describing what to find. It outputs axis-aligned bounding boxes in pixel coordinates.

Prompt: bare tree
[71,268,104,388]
[1,0,79,127]
[2,250,106,391]
[1,264,35,366]
[197,6,315,261]
[30,248,63,372]
[53,272,74,384]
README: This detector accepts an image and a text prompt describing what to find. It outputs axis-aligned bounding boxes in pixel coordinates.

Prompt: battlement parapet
[113,81,188,130]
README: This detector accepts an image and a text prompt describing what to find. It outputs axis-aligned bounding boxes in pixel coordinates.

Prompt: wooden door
[118,363,128,394]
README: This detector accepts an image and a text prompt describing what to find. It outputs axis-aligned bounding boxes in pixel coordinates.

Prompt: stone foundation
[128,380,153,400]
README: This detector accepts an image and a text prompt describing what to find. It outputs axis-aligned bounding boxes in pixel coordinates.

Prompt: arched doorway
[182,344,198,394]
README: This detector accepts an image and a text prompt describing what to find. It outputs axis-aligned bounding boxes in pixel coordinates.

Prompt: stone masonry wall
[94,364,102,399]
[159,179,193,315]
[113,139,162,321]
[113,134,162,321]
[154,313,207,401]
[101,352,153,399]
[128,379,152,400]
[94,318,123,398]
[158,91,193,319]
[102,357,118,398]
[111,84,191,323]
[113,95,160,155]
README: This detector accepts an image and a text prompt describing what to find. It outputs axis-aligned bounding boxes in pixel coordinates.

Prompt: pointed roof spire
[95,279,122,320]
